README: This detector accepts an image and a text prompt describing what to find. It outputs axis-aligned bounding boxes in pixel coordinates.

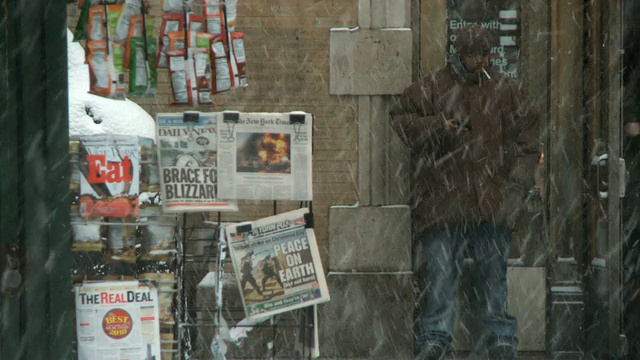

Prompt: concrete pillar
[329,0,413,206]
[325,2,414,356]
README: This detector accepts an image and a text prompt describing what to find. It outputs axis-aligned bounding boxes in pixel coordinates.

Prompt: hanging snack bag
[128,37,158,97]
[165,27,215,104]
[162,0,193,13]
[107,222,138,263]
[192,48,213,104]
[87,40,114,98]
[87,41,126,99]
[123,14,156,69]
[188,13,205,32]
[156,13,183,68]
[167,31,187,52]
[157,13,204,68]
[107,4,126,85]
[209,36,231,94]
[230,32,247,88]
[73,0,93,41]
[194,31,214,49]
[112,43,126,87]
[167,50,193,105]
[87,5,107,41]
[113,0,142,44]
[107,4,124,37]
[168,30,213,52]
[203,0,237,38]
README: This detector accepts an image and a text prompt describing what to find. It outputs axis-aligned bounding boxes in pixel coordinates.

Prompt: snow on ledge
[67,29,155,139]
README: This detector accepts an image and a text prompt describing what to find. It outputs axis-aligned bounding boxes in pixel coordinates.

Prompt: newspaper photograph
[216,111,313,201]
[226,208,329,320]
[76,134,142,219]
[156,112,238,212]
[74,281,161,360]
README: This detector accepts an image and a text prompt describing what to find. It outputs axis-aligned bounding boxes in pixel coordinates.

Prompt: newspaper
[156,112,238,212]
[226,208,329,320]
[74,281,161,360]
[217,111,313,201]
[76,134,142,218]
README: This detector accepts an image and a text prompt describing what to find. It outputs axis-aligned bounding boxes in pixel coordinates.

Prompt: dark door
[581,0,626,357]
[0,1,72,359]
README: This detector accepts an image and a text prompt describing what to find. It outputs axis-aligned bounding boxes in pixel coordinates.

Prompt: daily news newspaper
[76,134,142,218]
[216,111,313,201]
[156,112,238,212]
[226,208,329,320]
[74,281,161,360]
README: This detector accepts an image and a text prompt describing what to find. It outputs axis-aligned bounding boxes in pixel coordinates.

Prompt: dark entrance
[0,1,72,359]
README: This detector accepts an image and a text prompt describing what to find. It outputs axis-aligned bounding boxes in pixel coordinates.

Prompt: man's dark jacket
[390,59,540,233]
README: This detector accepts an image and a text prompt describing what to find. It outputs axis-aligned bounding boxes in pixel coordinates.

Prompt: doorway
[417,1,627,357]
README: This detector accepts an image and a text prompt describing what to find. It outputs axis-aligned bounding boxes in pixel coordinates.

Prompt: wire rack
[176,211,317,360]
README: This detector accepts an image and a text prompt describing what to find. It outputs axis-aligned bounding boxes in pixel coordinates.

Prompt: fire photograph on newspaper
[236,132,291,174]
[216,112,313,201]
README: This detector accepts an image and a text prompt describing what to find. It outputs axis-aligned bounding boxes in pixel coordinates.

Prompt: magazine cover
[216,111,313,201]
[156,112,238,212]
[77,134,141,218]
[74,281,161,360]
[226,208,329,320]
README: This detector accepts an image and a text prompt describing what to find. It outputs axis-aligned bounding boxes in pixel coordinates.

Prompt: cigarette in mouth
[482,68,491,80]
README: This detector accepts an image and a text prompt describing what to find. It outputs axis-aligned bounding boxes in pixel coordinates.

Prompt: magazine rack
[176,202,317,360]
[175,111,318,359]
[69,109,317,359]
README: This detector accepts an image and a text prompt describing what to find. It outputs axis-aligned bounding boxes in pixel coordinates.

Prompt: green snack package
[73,0,92,41]
[128,37,158,97]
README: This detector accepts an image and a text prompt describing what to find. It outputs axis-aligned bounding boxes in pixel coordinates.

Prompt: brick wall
[66,0,360,267]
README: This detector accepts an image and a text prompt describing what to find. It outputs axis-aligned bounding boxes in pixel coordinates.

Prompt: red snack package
[156,13,183,68]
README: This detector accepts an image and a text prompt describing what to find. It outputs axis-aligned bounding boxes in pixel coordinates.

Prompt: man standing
[390,25,540,360]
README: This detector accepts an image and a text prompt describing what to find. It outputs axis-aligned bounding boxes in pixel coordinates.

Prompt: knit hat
[454,24,494,56]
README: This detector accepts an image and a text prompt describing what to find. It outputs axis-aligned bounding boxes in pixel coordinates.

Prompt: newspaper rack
[171,111,320,359]
[177,204,321,359]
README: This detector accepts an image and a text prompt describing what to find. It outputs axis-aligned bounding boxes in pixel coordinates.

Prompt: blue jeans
[414,222,517,351]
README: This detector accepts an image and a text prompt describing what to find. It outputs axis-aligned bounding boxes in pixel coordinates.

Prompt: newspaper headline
[156,112,238,212]
[226,208,329,320]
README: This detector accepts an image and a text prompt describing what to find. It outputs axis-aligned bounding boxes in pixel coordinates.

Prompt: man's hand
[444,119,470,133]
[444,119,460,130]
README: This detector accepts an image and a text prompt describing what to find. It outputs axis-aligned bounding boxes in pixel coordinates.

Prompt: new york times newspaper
[226,208,329,320]
[216,111,313,201]
[156,112,238,212]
